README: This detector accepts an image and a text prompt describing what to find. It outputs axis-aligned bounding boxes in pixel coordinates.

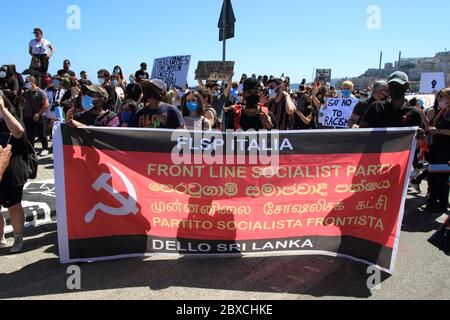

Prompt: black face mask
[245,95,260,108]
[389,84,407,100]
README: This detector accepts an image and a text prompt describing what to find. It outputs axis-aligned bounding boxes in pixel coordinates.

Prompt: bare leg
[9,203,25,236]
[8,203,25,253]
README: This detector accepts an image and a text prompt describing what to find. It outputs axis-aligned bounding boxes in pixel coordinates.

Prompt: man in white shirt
[28,28,55,75]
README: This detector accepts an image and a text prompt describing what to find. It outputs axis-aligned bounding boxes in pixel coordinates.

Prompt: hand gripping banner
[53,125,417,273]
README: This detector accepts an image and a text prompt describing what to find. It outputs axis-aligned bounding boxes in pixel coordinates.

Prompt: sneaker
[0,236,8,248]
[40,149,50,157]
[9,235,24,254]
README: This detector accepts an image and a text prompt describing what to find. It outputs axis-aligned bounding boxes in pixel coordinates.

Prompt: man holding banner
[360,72,422,128]
[129,79,185,129]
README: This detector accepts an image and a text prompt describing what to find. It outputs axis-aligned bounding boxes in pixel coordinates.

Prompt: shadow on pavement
[0,224,390,299]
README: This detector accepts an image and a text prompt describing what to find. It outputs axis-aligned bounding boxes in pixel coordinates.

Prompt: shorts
[0,185,24,209]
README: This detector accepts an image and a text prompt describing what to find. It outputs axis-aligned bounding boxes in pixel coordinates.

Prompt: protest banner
[151,55,191,89]
[315,69,332,82]
[54,125,417,273]
[318,98,359,128]
[420,72,446,93]
[195,61,235,81]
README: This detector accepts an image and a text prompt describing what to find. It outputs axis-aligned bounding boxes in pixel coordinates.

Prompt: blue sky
[0,0,448,85]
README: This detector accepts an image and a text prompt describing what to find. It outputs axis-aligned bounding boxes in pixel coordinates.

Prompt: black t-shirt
[74,110,120,127]
[352,96,376,120]
[73,111,98,126]
[126,83,143,102]
[293,105,315,130]
[57,69,76,78]
[1,77,19,106]
[0,121,29,187]
[227,108,275,131]
[135,70,149,80]
[129,103,185,129]
[296,92,311,111]
[362,100,422,128]
[430,112,450,164]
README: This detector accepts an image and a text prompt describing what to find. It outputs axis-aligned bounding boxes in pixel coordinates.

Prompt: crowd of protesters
[0,27,448,253]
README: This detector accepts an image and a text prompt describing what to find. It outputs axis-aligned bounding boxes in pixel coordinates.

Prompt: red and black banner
[54,125,417,273]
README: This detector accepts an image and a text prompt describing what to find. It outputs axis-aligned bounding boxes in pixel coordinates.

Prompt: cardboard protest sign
[54,125,417,274]
[195,61,235,81]
[316,69,332,82]
[318,98,359,128]
[151,55,191,89]
[420,72,446,93]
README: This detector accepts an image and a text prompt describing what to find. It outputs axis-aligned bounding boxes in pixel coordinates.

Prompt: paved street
[0,143,449,300]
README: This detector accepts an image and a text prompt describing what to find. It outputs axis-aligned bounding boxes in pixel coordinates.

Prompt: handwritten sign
[315,69,332,82]
[195,61,235,81]
[151,55,191,89]
[318,98,359,128]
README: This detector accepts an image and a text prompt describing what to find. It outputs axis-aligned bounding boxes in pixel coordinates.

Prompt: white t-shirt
[29,38,52,55]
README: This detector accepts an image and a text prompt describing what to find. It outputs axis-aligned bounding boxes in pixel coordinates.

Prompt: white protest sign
[318,98,359,128]
[151,55,191,89]
[420,72,445,94]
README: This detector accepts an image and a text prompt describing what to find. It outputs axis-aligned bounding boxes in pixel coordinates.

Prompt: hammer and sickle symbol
[85,164,139,223]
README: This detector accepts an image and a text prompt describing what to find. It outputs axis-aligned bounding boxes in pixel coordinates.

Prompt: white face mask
[0,71,6,78]
[24,83,32,90]
[268,88,278,99]
[98,78,105,85]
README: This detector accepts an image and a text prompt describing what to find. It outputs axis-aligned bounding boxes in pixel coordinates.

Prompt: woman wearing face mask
[110,74,125,102]
[0,91,28,253]
[423,88,450,213]
[112,65,127,92]
[119,100,138,127]
[180,91,211,131]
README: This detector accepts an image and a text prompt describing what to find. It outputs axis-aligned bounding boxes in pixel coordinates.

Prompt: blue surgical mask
[82,95,95,111]
[121,111,133,123]
[111,80,118,87]
[213,91,220,97]
[342,90,351,98]
[129,77,134,83]
[186,101,199,112]
[52,80,60,86]
[0,71,6,78]
[98,78,105,85]
[24,83,32,90]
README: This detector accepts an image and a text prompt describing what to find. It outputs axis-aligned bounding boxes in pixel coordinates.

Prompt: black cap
[243,78,260,92]
[266,78,283,86]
